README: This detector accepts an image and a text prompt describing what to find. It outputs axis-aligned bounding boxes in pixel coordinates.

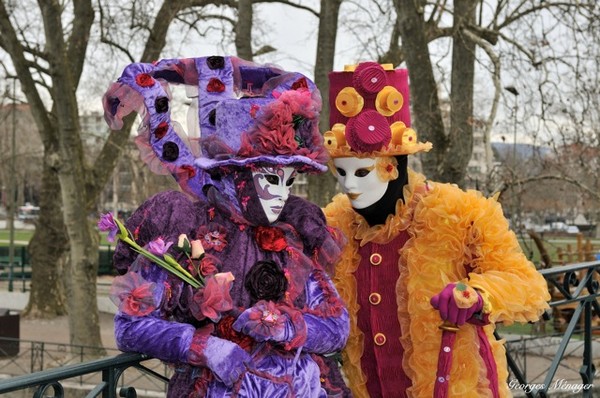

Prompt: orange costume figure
[323,62,550,397]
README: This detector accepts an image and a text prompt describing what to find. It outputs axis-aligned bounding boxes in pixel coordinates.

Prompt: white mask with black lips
[252,166,298,223]
[333,157,388,209]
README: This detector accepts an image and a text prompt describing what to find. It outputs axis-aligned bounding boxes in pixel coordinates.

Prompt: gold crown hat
[325,62,432,158]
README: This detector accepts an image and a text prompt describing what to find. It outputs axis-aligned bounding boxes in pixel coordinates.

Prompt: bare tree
[0,0,236,351]
[348,0,600,191]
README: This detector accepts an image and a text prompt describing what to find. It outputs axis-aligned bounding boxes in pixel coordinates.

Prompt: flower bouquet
[98,213,234,322]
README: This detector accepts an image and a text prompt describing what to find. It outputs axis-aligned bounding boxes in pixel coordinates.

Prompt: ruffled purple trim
[194,154,328,173]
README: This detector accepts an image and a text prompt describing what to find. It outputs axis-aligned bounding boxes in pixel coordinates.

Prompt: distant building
[80,111,108,146]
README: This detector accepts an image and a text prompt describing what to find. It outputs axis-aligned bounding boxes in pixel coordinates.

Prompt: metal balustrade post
[31,341,44,372]
[579,299,595,397]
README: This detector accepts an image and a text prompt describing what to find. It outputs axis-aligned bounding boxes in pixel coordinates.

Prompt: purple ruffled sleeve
[301,270,349,354]
[114,313,195,363]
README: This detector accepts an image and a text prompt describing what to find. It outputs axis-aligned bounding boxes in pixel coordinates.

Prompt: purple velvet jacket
[112,188,350,397]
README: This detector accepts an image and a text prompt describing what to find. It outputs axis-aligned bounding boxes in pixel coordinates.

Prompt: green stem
[112,218,203,288]
[122,238,202,288]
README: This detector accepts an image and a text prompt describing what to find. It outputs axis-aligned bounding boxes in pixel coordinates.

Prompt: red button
[374,333,387,346]
[370,253,382,265]
[369,293,382,305]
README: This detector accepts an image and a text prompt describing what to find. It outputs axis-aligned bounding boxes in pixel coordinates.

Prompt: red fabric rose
[216,315,255,351]
[176,165,196,179]
[199,253,220,277]
[291,77,308,90]
[154,121,169,139]
[135,73,155,87]
[254,226,288,252]
[207,78,225,93]
[253,123,298,155]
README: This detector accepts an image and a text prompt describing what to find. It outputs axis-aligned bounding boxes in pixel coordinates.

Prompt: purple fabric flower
[147,237,173,256]
[98,213,119,242]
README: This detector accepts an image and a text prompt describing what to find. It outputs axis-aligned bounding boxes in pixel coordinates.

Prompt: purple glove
[430,282,483,326]
[232,301,307,348]
[188,332,251,387]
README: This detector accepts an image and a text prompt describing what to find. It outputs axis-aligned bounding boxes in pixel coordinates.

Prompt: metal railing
[504,259,600,397]
[0,260,598,397]
[0,351,167,397]
[0,339,170,397]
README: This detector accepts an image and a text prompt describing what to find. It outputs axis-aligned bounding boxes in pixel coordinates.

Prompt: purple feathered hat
[102,56,328,198]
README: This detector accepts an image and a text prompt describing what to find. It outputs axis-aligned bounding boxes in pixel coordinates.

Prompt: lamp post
[504,85,519,230]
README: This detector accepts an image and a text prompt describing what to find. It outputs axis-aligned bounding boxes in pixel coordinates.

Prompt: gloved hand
[189,334,251,387]
[430,282,483,326]
[233,301,306,348]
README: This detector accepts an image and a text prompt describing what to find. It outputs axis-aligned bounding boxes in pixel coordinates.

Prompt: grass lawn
[517,233,599,266]
[0,229,35,243]
[0,229,114,246]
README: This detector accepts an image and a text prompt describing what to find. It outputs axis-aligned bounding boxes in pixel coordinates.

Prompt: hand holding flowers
[98,212,234,322]
[98,212,203,287]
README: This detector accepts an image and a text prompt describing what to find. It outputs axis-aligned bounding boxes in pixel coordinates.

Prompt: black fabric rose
[208,108,217,125]
[206,56,225,70]
[155,97,169,113]
[244,260,288,303]
[162,141,179,162]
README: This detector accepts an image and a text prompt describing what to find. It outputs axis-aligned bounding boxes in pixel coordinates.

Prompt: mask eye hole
[286,177,295,187]
[265,175,279,184]
[355,168,371,178]
[336,168,346,177]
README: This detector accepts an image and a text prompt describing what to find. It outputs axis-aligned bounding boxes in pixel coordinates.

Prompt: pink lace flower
[190,272,234,322]
[197,224,228,252]
[109,272,158,316]
[239,300,286,341]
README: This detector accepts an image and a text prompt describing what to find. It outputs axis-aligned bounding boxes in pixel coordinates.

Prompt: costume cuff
[187,324,214,366]
[472,285,493,314]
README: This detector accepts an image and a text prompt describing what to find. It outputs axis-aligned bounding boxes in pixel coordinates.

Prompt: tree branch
[463,28,501,192]
[0,0,55,141]
[66,0,94,87]
[497,174,600,203]
[497,1,594,30]
[253,0,319,18]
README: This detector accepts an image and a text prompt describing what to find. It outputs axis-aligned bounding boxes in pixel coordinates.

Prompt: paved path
[0,277,117,349]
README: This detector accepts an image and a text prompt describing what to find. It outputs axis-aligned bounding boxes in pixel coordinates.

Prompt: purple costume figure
[102,56,350,397]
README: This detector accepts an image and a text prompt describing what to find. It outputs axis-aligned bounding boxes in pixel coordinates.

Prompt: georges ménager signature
[509,379,594,394]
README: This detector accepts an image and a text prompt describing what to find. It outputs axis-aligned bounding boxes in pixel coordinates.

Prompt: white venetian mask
[333,157,388,209]
[252,166,297,223]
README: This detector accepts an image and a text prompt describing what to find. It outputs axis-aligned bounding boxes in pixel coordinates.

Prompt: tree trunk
[394,0,447,179]
[39,0,103,354]
[307,0,343,207]
[437,0,476,186]
[22,162,68,318]
[235,0,253,60]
